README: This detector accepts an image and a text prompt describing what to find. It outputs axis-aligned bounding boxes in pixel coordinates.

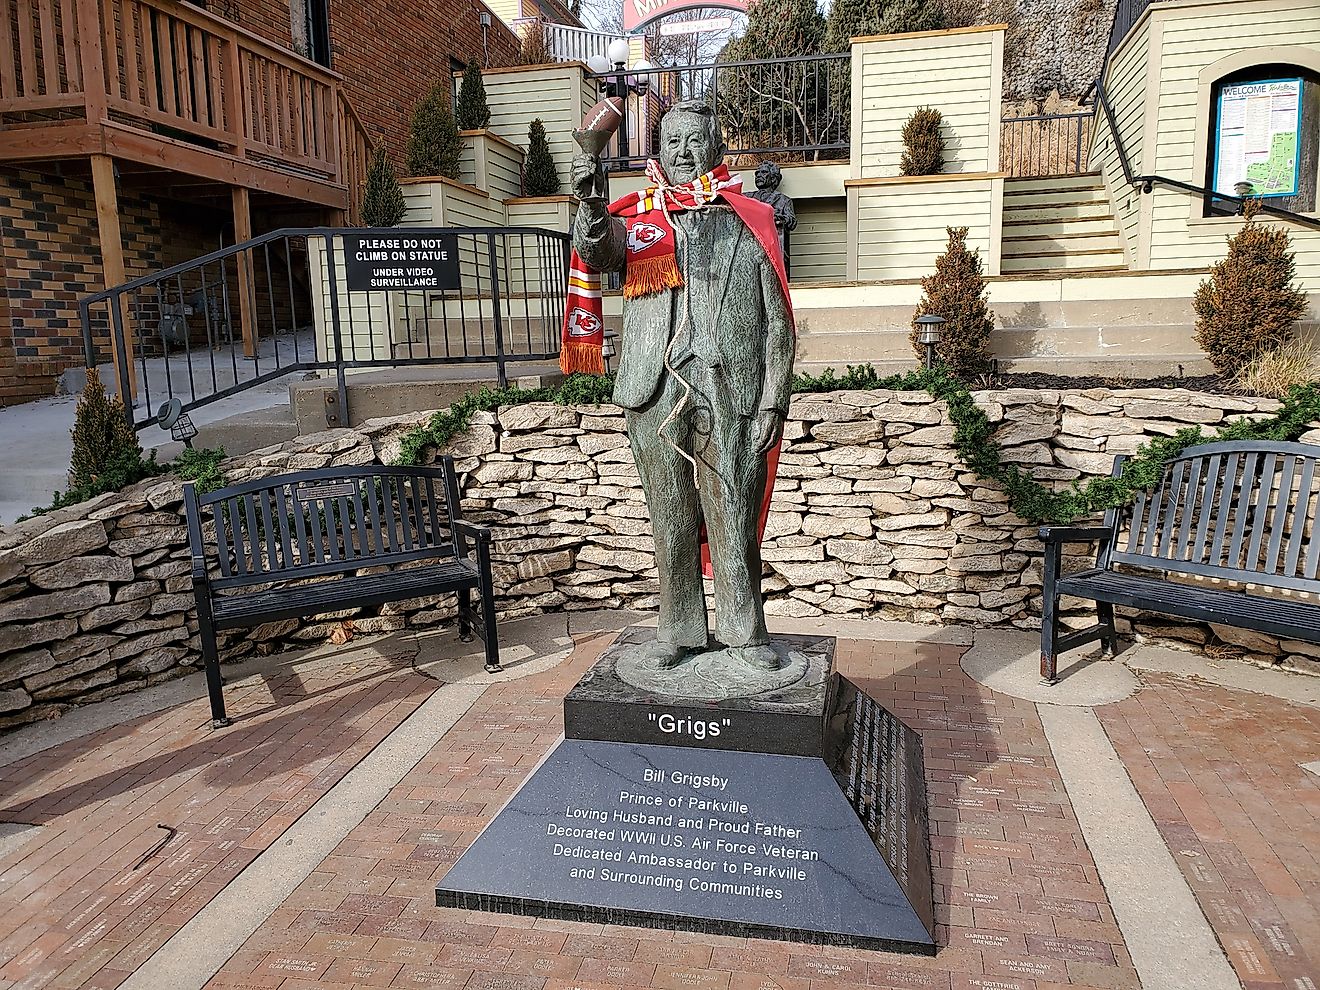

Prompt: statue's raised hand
[572,154,606,203]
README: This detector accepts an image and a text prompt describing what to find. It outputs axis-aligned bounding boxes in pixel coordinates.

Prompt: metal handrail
[1093,79,1320,231]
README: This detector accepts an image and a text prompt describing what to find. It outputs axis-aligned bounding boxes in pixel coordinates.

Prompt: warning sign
[344,232,460,291]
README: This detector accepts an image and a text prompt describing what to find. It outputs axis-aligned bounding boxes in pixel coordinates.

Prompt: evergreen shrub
[523,119,561,196]
[900,106,944,175]
[910,226,994,378]
[1194,202,1309,375]
[456,62,491,130]
[406,82,464,179]
[361,146,406,227]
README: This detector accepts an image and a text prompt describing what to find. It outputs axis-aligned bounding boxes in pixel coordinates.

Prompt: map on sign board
[1214,78,1303,198]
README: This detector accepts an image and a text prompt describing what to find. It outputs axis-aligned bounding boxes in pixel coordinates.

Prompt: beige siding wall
[487,139,526,202]
[1144,0,1320,284]
[506,197,573,296]
[1090,19,1149,266]
[307,237,392,365]
[791,198,848,283]
[852,26,1004,180]
[483,64,585,190]
[850,177,1000,281]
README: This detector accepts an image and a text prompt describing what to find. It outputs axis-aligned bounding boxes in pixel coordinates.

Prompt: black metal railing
[80,226,572,431]
[1093,79,1320,230]
[1107,0,1155,60]
[592,53,852,170]
[1000,111,1095,176]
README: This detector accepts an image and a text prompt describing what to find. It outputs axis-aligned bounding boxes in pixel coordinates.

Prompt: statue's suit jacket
[573,201,794,417]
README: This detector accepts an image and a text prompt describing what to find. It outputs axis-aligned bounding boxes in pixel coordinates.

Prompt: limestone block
[819,596,869,614]
[0,583,110,625]
[885,445,958,466]
[0,687,31,713]
[853,578,917,596]
[802,515,871,538]
[149,593,195,617]
[787,398,861,422]
[762,545,826,563]
[474,462,534,484]
[1061,412,1143,439]
[764,597,824,618]
[576,546,652,573]
[0,648,57,686]
[120,647,188,676]
[1054,449,1117,474]
[1062,393,1121,415]
[80,598,153,632]
[581,414,627,432]
[499,404,580,431]
[876,511,949,532]
[29,556,135,590]
[109,528,189,556]
[816,447,886,468]
[770,561,849,585]
[811,420,885,445]
[944,604,1012,624]
[579,433,631,456]
[33,664,118,700]
[1121,399,1222,423]
[998,443,1053,465]
[871,401,943,425]
[109,627,189,662]
[946,554,1003,573]
[825,539,892,566]
[764,512,804,540]
[17,520,109,565]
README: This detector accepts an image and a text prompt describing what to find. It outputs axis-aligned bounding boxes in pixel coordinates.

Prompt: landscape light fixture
[915,314,946,370]
[602,330,618,372]
[156,397,197,448]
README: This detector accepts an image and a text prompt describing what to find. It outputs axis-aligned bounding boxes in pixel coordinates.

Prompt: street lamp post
[588,44,652,170]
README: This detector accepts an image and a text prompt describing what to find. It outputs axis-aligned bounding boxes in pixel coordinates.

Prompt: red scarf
[561,161,793,374]
[560,160,795,580]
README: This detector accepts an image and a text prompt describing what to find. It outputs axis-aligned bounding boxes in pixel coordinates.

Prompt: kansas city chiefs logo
[627,222,667,253]
[566,307,602,338]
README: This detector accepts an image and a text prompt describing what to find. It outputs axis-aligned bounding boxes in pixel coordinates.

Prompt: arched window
[1204,63,1319,216]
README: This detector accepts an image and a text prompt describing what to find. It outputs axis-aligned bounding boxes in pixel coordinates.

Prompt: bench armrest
[1038,525,1112,543]
[454,519,493,544]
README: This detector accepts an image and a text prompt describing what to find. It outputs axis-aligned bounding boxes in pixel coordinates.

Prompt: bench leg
[1097,602,1120,656]
[472,544,502,675]
[197,608,231,728]
[1040,543,1061,685]
[457,587,473,643]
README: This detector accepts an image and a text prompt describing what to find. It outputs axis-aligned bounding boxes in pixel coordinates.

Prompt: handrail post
[324,233,350,427]
[224,33,245,155]
[486,233,507,389]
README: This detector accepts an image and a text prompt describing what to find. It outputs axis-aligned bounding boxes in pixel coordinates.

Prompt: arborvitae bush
[910,226,994,378]
[456,62,491,130]
[900,106,944,175]
[47,366,165,515]
[405,82,463,179]
[361,146,406,227]
[523,119,560,196]
[730,0,826,60]
[1194,201,1309,375]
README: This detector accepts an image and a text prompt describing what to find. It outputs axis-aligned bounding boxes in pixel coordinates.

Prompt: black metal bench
[184,460,500,727]
[1040,440,1320,683]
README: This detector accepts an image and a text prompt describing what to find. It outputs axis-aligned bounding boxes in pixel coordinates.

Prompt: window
[1205,63,1319,216]
[290,0,332,67]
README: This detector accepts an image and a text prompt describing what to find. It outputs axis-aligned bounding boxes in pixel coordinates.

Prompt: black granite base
[436,629,934,953]
[565,627,837,757]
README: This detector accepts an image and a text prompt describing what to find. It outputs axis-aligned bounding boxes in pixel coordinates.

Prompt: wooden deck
[0,0,370,211]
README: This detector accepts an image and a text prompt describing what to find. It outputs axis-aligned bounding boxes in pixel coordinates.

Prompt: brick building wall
[231,0,522,163]
[0,168,159,406]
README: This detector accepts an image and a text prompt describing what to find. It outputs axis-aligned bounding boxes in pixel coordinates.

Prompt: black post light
[915,314,946,370]
[157,397,198,448]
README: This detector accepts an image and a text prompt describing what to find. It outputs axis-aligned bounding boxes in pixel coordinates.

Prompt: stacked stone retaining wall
[1,386,1314,731]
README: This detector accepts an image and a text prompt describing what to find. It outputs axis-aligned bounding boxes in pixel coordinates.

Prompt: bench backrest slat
[185,462,465,591]
[1286,457,1316,575]
[1112,440,1320,593]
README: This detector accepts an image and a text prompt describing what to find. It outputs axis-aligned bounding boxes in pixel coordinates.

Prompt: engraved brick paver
[200,633,1142,990]
[1097,671,1320,990]
[0,649,434,990]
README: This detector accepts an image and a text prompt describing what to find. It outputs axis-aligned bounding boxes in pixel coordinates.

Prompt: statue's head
[658,102,726,184]
[754,161,782,191]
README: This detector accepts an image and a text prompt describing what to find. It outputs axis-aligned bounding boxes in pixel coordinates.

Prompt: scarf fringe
[623,254,684,299]
[560,340,606,376]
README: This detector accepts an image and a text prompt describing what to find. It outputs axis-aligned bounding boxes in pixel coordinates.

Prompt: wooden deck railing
[0,0,361,194]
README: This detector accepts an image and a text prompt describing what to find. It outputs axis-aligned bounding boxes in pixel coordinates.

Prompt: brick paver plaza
[0,620,1316,990]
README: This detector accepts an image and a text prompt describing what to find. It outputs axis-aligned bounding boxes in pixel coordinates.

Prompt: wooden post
[232,185,257,358]
[90,154,137,401]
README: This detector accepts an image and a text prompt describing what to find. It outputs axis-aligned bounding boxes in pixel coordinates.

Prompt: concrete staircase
[1000,174,1128,275]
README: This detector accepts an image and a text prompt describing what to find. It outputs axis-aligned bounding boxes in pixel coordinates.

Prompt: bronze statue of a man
[569,103,795,672]
[746,161,797,259]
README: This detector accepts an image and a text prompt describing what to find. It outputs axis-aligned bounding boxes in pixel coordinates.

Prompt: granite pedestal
[436,626,935,953]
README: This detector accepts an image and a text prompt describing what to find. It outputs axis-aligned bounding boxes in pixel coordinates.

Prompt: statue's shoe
[729,644,780,672]
[639,640,690,670]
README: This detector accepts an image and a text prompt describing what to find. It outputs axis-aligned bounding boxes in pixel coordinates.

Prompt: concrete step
[1002,201,1115,222]
[1003,172,1105,194]
[145,403,300,461]
[1002,231,1124,254]
[1008,216,1124,236]
[1001,252,1128,274]
[1002,187,1109,207]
